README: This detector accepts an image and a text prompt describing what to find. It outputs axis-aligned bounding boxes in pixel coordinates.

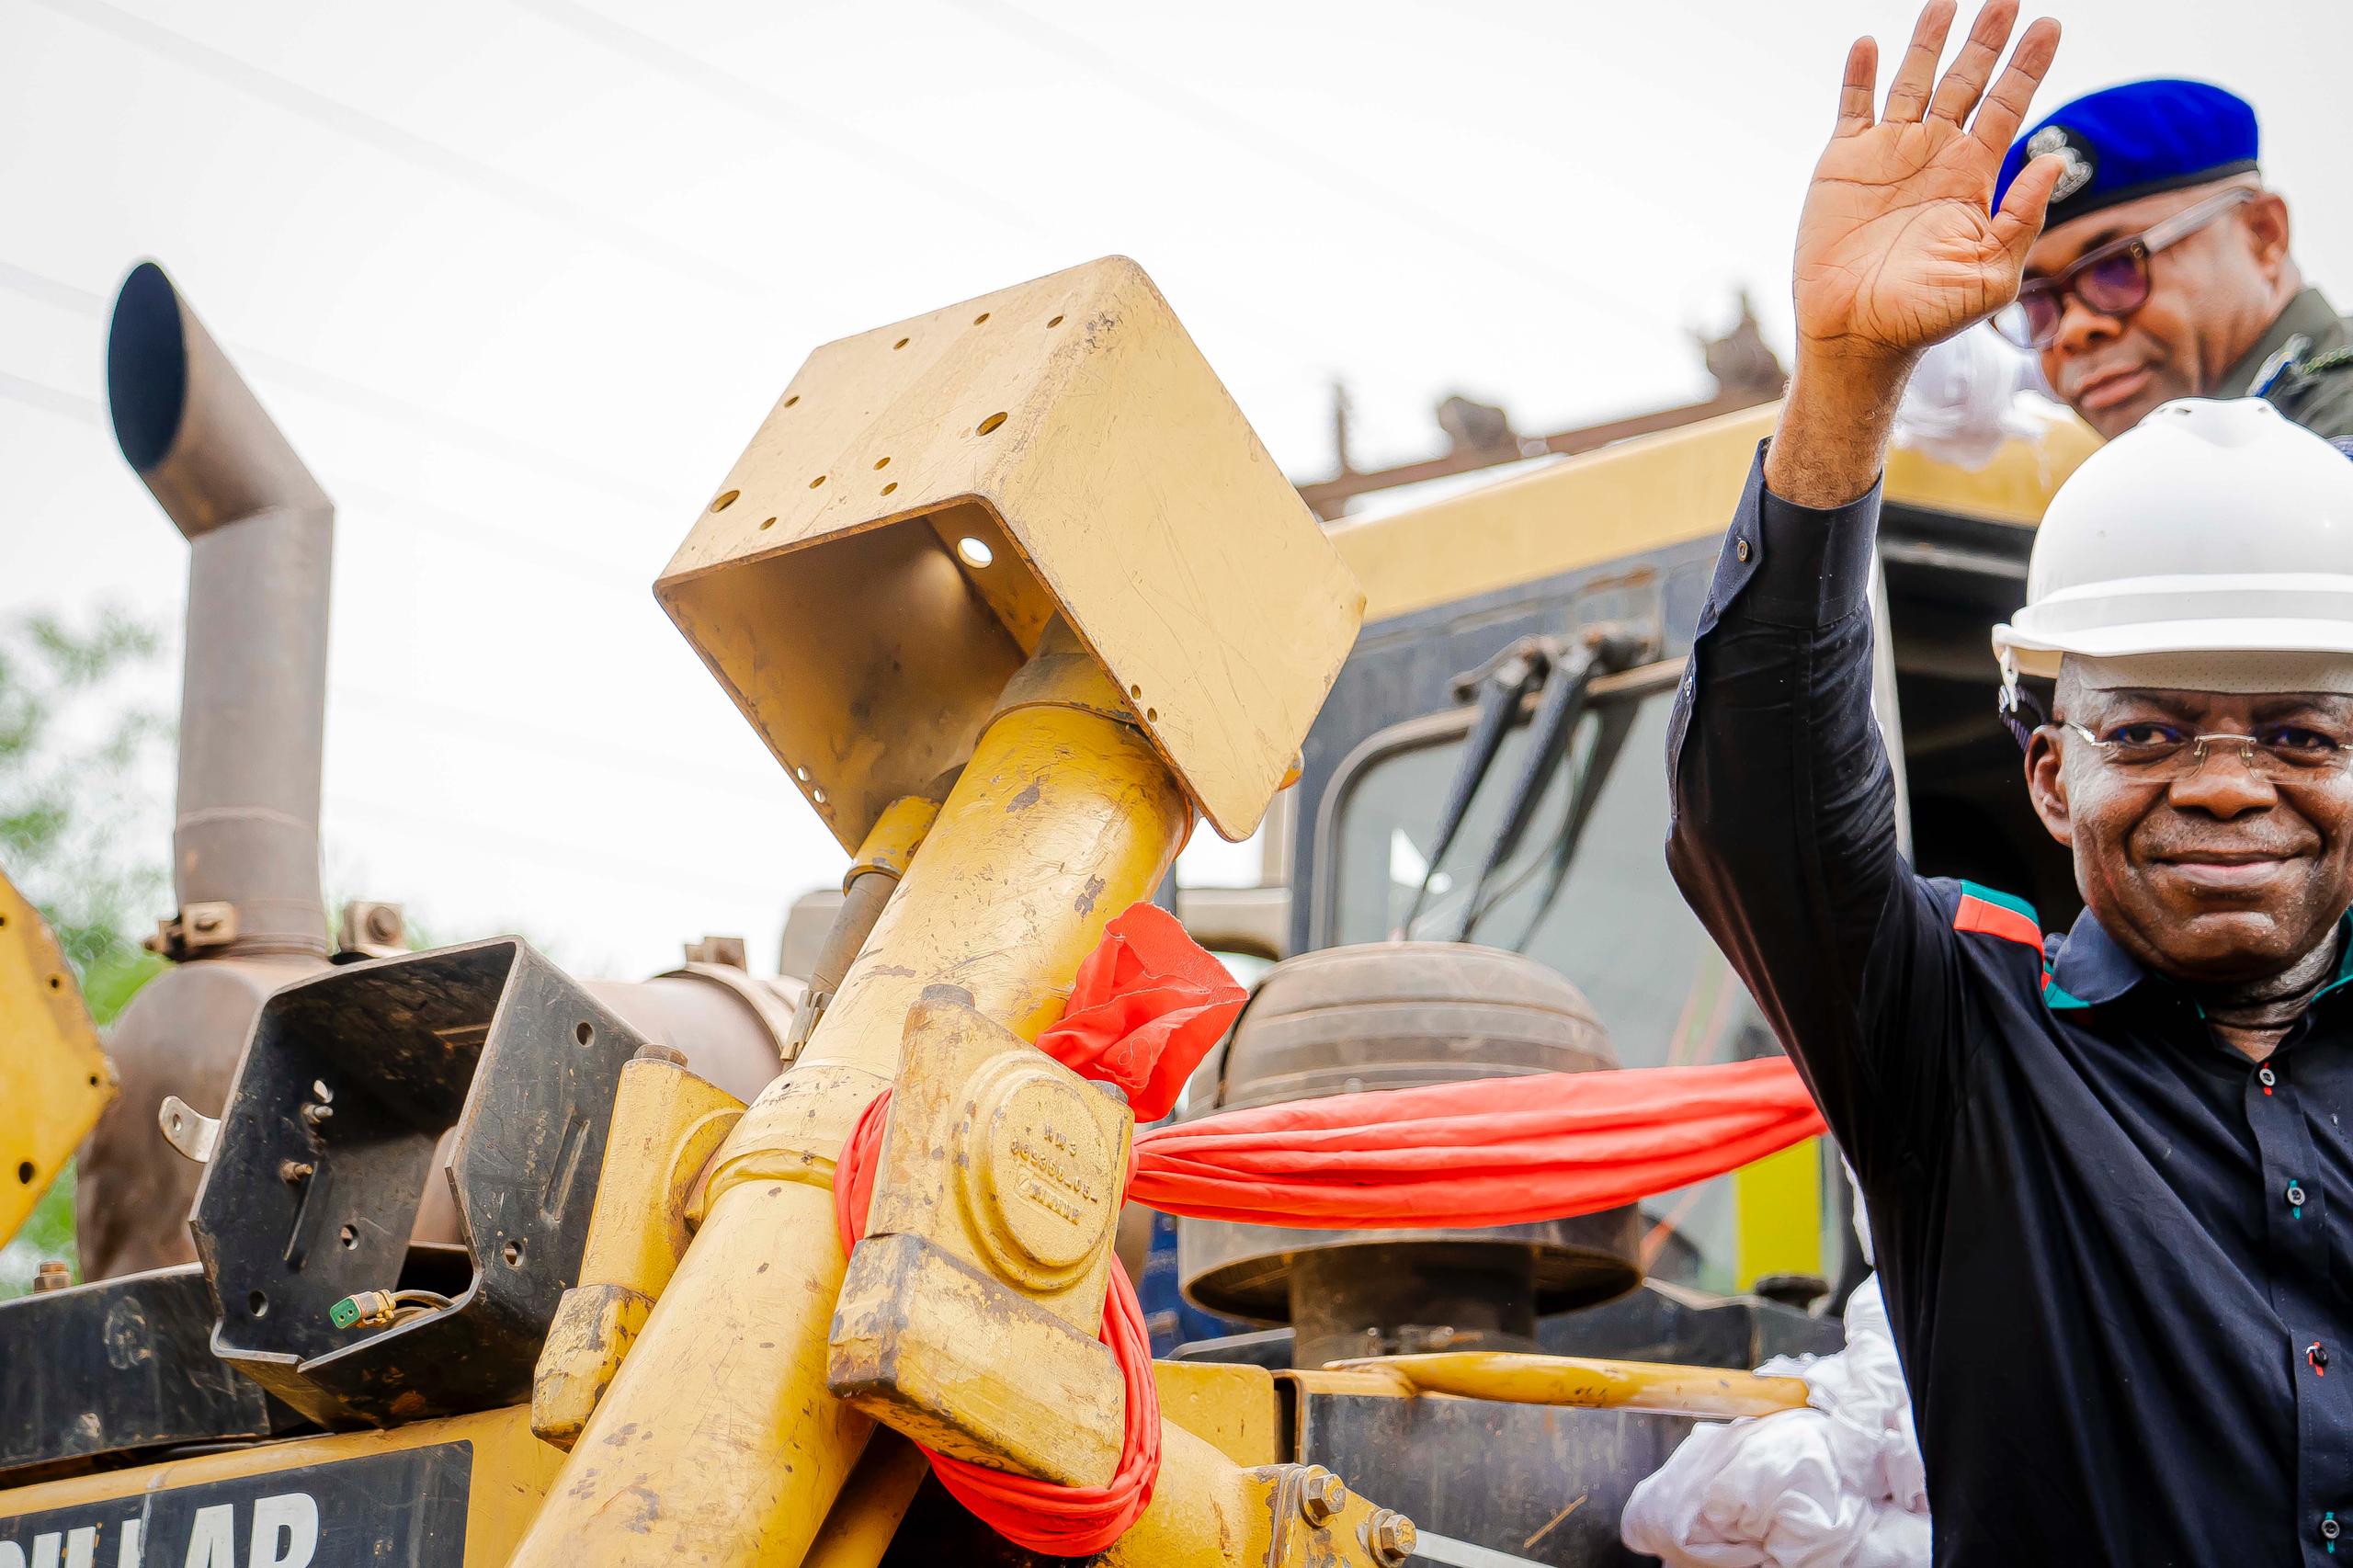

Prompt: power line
[0,367,800,819]
[329,683,792,806]
[14,7,1370,467]
[326,790,807,907]
[505,0,1022,233]
[0,257,677,508]
[26,0,777,303]
[0,361,648,587]
[0,367,100,426]
[498,0,1370,374]
[938,0,1682,338]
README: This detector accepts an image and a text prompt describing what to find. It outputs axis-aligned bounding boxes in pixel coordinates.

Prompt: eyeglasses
[2059,720,2353,783]
[1994,187,2257,351]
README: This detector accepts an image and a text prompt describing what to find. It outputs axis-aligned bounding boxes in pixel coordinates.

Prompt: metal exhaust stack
[108,261,331,959]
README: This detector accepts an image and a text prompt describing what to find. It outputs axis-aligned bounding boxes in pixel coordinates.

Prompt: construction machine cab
[1256,404,2100,1303]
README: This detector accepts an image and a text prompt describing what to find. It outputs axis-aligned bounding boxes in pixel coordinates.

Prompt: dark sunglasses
[1994,187,2256,351]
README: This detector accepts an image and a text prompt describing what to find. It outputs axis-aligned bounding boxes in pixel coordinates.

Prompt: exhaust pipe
[108,262,331,958]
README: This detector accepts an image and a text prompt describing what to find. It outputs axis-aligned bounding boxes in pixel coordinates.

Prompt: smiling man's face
[2025,180,2294,438]
[2026,684,2353,983]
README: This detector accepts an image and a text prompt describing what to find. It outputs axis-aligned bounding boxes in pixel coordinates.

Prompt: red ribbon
[829,903,1238,1556]
[829,903,1825,1555]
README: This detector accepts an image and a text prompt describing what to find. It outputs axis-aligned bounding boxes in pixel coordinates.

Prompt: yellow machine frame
[1,867,115,1250]
[2,261,2102,1567]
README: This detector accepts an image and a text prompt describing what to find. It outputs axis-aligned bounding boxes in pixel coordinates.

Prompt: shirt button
[1734,538,1752,562]
[2290,1181,2309,1210]
[2319,1511,2339,1543]
[2259,1064,2278,1088]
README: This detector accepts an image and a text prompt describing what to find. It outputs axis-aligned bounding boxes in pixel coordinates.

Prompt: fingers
[1972,16,2063,153]
[1836,36,1880,134]
[1881,0,1957,123]
[1991,151,2066,265]
[1927,0,2016,125]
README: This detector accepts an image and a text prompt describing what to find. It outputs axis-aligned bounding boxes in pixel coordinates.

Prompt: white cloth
[1620,1277,1928,1567]
[1892,326,2063,470]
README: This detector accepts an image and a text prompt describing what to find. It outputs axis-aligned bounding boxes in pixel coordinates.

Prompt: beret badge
[2028,124,2098,203]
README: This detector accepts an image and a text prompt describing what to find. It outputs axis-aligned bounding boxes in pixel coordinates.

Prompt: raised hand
[1796,0,2063,361]
[1768,0,2063,506]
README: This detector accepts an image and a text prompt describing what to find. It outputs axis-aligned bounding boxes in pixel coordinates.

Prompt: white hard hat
[1992,398,2353,688]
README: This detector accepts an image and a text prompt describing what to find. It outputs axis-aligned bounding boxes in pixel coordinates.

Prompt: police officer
[1990,77,2353,438]
[1669,3,2353,1562]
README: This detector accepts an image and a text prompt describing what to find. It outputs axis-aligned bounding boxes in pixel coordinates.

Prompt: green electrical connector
[330,1290,398,1329]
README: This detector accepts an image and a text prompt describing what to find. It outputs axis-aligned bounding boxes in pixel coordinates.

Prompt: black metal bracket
[190,938,646,1426]
[0,1265,305,1480]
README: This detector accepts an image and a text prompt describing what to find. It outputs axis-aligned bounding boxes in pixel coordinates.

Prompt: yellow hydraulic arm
[0,866,115,1251]
[506,256,1377,1567]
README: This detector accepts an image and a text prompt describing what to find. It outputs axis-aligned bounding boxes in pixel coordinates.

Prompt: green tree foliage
[1,605,173,1294]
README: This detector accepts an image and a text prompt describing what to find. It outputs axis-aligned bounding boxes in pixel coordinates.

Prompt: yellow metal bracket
[530,1051,745,1449]
[827,993,1134,1484]
[0,866,115,1247]
[655,256,1365,847]
[1091,1427,1416,1568]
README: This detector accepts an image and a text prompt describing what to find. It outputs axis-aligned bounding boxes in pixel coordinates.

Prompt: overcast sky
[6,0,2349,979]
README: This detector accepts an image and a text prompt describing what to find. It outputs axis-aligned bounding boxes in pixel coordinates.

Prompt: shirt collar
[2045,907,2149,1007]
[2046,903,2353,1008]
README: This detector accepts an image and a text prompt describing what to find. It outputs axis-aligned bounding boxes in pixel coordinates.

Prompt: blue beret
[1994,79,2258,228]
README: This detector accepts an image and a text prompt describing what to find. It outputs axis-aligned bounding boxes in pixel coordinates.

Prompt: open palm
[1793,0,2063,361]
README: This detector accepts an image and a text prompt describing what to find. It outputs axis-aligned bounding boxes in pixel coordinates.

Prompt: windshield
[1323,676,1816,1293]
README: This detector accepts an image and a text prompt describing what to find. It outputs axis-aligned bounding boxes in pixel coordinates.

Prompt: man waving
[1669,3,2353,1562]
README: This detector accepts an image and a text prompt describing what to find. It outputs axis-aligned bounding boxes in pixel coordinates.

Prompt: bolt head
[1299,1467,1347,1525]
[1369,1509,1417,1565]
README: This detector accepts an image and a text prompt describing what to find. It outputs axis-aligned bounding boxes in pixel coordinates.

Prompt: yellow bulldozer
[0,253,2093,1566]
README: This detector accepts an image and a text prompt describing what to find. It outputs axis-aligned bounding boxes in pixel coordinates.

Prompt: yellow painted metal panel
[1330,403,2102,626]
[1149,1360,1283,1468]
[0,1407,563,1562]
[1886,416,2103,527]
[656,256,1365,846]
[0,866,115,1246]
[1734,1134,1825,1290]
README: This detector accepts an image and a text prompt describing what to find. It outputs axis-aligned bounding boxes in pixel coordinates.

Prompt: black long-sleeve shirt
[1667,447,2353,1567]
